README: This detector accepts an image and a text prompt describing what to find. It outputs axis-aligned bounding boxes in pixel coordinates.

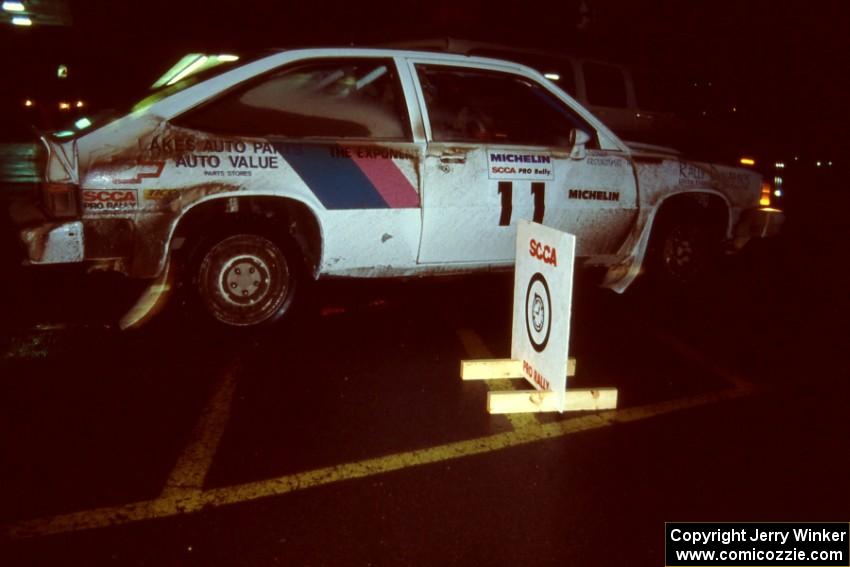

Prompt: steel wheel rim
[199,234,291,326]
[662,225,698,280]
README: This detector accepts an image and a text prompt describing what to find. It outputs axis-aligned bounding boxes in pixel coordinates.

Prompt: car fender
[602,188,732,292]
[131,191,326,280]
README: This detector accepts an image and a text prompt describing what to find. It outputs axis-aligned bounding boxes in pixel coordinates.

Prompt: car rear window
[173,58,411,141]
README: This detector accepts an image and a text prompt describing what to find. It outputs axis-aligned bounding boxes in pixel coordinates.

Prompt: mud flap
[119,259,174,330]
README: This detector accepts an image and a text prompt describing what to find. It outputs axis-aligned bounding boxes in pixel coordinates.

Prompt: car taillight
[42,182,80,218]
[759,180,771,207]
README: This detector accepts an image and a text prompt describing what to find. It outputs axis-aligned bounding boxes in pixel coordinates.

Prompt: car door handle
[439,152,466,164]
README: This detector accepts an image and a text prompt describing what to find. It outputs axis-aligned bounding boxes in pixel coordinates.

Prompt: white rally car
[21,48,783,327]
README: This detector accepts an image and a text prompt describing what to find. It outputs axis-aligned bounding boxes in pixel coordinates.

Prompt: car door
[410,60,637,265]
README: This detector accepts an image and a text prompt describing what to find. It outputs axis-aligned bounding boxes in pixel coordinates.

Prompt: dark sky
[2,0,848,155]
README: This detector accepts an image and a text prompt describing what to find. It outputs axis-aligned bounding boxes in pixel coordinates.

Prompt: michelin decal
[487,151,554,181]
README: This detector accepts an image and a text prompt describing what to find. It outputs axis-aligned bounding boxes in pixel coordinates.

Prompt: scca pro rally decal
[487,151,554,181]
[276,143,420,210]
[83,189,138,212]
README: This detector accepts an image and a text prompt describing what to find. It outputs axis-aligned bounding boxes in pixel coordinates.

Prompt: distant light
[168,55,208,85]
[816,161,822,167]
[3,1,25,12]
[794,156,799,161]
[57,64,68,78]
[166,54,208,86]
[11,15,31,25]
[75,100,84,108]
[544,72,560,81]
[54,130,75,138]
[74,117,92,130]
[152,54,201,88]
[828,161,833,167]
[732,107,737,112]
[759,181,772,207]
[152,53,237,90]
[775,162,785,169]
[740,157,756,166]
[774,189,782,197]
[23,98,33,107]
[58,101,71,110]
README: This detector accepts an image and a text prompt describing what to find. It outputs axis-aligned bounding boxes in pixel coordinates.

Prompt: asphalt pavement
[0,160,848,566]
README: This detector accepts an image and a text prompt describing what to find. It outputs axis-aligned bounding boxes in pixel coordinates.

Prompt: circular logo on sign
[525,272,551,352]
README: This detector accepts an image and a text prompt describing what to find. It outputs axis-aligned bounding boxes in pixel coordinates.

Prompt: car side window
[174,58,411,140]
[415,64,595,147]
[583,62,628,108]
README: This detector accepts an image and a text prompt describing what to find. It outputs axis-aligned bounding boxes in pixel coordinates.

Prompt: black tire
[646,211,723,288]
[191,224,303,328]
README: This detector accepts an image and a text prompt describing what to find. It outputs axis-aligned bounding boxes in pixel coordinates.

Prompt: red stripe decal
[350,155,420,208]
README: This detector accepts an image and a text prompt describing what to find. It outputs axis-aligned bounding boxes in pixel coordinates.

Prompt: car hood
[623,140,682,158]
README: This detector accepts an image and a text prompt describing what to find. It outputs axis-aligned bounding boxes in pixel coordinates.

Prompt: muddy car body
[21,48,784,327]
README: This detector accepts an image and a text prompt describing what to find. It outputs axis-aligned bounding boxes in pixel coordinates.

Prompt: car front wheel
[647,213,723,288]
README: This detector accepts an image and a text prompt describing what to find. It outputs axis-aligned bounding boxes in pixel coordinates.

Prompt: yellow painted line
[455,328,536,429]
[159,359,240,498]
[2,382,755,540]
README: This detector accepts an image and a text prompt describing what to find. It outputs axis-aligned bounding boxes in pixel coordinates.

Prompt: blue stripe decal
[273,143,389,210]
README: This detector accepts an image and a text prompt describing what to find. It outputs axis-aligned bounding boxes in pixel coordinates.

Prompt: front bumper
[731,207,785,249]
[20,221,85,264]
[738,207,785,238]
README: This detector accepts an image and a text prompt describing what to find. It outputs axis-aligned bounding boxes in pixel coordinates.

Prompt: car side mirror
[570,128,591,160]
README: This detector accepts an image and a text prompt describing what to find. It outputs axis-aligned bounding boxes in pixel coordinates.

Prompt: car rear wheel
[195,232,300,327]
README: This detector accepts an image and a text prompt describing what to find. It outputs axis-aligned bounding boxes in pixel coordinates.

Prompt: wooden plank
[461,358,576,380]
[487,387,618,414]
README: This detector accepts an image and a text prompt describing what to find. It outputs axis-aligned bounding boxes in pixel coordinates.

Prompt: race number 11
[498,182,546,226]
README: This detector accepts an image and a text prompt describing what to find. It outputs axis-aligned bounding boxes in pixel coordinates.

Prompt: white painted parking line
[160,359,241,498]
[2,378,755,540]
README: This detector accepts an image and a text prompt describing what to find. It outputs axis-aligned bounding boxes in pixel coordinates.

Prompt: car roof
[252,46,533,73]
[71,45,627,156]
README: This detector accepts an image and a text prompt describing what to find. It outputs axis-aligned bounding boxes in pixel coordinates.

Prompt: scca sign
[529,238,558,266]
[511,220,576,412]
